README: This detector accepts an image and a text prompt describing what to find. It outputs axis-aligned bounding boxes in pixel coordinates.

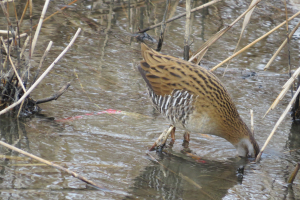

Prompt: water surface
[0,0,300,199]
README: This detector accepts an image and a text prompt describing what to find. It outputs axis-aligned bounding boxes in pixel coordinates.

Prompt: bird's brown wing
[139,43,229,102]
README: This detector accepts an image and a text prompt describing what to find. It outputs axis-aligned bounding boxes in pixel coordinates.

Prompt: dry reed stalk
[223,0,259,75]
[138,0,222,33]
[19,36,30,58]
[0,37,26,93]
[264,20,300,70]
[31,41,53,85]
[256,85,300,162]
[24,0,78,33]
[0,2,12,26]
[29,0,32,58]
[189,0,262,64]
[19,0,29,27]
[31,0,51,56]
[288,163,300,184]
[0,140,107,190]
[184,0,191,60]
[156,0,170,51]
[0,28,81,116]
[264,66,300,116]
[6,33,27,42]
[210,10,300,72]
[12,0,18,21]
[17,100,25,118]
[0,30,11,34]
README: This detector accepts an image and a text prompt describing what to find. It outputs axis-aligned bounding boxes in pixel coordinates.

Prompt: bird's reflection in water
[125,152,249,200]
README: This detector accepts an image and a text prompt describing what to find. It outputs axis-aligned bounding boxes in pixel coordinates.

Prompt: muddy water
[0,0,300,199]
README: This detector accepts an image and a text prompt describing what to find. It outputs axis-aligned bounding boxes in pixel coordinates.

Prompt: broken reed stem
[31,0,50,56]
[138,0,222,33]
[189,0,262,63]
[288,163,300,184]
[156,0,170,51]
[211,10,300,72]
[32,41,53,86]
[250,109,254,135]
[264,20,300,70]
[256,86,300,162]
[0,28,81,116]
[0,140,107,190]
[184,0,191,61]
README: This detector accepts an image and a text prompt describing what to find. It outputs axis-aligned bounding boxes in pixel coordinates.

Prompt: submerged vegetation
[0,0,73,117]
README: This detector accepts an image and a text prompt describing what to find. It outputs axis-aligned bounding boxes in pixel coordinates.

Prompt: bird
[138,43,260,158]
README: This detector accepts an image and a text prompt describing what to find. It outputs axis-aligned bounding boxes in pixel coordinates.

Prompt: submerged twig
[0,140,107,190]
[0,28,81,116]
[36,82,70,104]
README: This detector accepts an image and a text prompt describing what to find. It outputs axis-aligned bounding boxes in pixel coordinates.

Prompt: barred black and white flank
[148,89,195,128]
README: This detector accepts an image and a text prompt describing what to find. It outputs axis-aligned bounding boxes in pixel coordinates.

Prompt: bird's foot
[149,125,175,151]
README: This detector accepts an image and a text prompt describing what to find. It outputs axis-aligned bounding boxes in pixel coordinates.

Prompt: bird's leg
[149,125,175,151]
[169,126,176,147]
[182,132,190,149]
[184,132,190,142]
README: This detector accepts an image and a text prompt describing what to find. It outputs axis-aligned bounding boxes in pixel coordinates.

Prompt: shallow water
[0,0,300,199]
